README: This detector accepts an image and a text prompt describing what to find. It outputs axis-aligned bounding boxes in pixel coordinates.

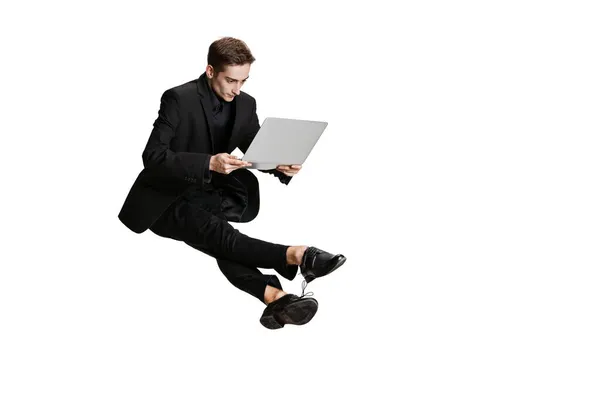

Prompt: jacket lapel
[196,73,215,153]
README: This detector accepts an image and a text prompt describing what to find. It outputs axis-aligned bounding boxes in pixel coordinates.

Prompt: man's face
[206,63,251,102]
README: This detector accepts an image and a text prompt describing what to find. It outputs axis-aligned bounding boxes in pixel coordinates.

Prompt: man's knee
[239,205,259,222]
[224,169,260,223]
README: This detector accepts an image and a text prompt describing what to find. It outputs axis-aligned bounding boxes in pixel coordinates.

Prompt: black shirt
[200,74,237,184]
[204,74,235,153]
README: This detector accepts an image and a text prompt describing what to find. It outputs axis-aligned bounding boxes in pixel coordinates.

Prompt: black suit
[118,73,297,303]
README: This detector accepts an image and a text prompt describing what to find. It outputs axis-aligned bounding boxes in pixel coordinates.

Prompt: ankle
[286,245,308,265]
[264,286,287,304]
[296,246,308,264]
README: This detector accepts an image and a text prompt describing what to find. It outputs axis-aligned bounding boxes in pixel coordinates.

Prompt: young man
[118,37,346,329]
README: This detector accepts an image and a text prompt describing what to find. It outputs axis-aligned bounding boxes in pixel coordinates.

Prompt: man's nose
[232,83,242,95]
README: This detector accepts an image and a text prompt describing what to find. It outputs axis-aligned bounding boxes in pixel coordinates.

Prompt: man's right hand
[209,153,252,174]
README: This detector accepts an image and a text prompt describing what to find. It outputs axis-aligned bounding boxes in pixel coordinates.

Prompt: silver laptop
[241,117,328,170]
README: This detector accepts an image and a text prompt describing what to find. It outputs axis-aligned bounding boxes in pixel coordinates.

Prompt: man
[118,37,346,329]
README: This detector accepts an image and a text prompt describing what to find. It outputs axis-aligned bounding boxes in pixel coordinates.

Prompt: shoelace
[300,279,314,298]
[296,268,314,298]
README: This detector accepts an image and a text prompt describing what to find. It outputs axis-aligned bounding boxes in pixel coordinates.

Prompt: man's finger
[225,159,243,166]
[277,167,296,175]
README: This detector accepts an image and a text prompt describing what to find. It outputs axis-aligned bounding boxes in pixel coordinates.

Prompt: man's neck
[206,77,226,102]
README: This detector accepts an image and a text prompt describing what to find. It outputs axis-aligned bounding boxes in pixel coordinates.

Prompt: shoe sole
[305,255,347,284]
[260,298,319,329]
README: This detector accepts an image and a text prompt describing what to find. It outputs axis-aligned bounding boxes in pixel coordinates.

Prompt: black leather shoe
[260,294,318,329]
[300,246,346,284]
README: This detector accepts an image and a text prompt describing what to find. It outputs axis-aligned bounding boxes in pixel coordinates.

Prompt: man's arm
[141,89,212,185]
[237,100,293,185]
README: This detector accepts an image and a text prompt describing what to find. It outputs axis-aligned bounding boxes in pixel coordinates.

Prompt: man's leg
[184,230,304,304]
[150,196,298,269]
[150,201,298,304]
[150,196,307,284]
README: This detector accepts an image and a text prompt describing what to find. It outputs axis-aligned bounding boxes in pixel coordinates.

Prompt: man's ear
[206,65,214,79]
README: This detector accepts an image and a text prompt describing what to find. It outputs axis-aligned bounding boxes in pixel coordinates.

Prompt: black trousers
[149,170,298,303]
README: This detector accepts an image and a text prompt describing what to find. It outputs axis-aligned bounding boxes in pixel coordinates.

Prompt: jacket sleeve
[141,89,212,185]
[237,99,293,185]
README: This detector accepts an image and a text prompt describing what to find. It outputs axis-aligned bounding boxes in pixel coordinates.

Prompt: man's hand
[210,153,252,174]
[276,165,302,177]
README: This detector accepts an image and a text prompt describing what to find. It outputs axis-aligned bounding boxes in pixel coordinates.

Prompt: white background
[1,1,599,399]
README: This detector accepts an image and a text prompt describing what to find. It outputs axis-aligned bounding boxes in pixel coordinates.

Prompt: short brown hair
[207,37,255,73]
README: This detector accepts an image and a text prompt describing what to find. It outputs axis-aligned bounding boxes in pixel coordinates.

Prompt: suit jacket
[118,72,292,234]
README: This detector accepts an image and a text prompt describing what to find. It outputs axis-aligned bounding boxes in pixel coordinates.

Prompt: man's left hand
[276,165,302,177]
